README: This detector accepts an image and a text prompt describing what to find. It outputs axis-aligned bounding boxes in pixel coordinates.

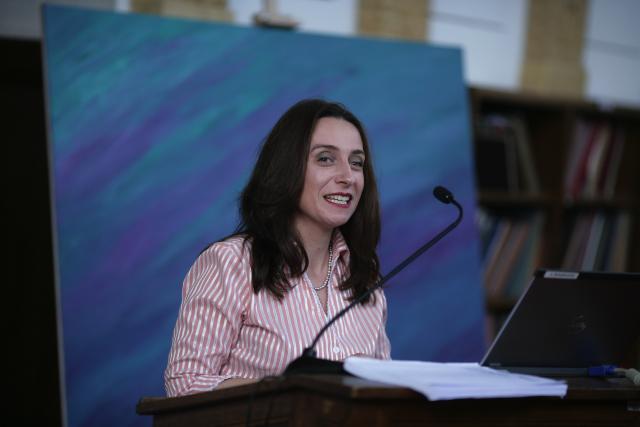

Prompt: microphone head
[433,186,454,204]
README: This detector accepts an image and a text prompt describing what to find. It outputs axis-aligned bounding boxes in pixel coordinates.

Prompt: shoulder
[186,236,252,286]
[182,235,253,298]
[200,235,251,263]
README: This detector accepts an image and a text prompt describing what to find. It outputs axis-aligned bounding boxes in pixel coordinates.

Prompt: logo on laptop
[568,314,587,334]
[544,271,579,280]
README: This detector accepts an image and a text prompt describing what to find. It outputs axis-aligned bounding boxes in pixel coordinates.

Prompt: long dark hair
[234,99,381,303]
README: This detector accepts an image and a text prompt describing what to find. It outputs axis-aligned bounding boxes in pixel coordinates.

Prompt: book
[504,213,544,299]
[509,116,540,193]
[477,115,540,193]
[487,219,531,298]
[564,120,590,196]
[475,208,500,259]
[564,120,625,200]
[600,129,625,198]
[567,122,601,199]
[581,212,607,270]
[483,218,513,291]
[608,211,632,272]
[582,124,611,198]
[475,126,519,192]
[562,213,595,270]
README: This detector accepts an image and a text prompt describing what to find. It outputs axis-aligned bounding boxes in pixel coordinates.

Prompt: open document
[344,357,568,401]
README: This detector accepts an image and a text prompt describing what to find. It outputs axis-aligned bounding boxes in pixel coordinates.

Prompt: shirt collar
[332,229,350,264]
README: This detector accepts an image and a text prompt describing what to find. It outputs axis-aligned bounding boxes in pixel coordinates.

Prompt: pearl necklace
[312,243,333,291]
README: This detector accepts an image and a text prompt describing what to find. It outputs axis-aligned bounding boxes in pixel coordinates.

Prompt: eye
[351,158,364,169]
[316,152,335,164]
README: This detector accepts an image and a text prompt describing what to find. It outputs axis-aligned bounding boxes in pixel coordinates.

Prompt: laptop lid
[481,269,640,376]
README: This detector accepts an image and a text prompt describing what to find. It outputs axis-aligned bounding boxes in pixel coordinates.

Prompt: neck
[294,220,334,275]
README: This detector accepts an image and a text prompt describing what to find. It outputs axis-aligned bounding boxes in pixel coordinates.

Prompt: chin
[324,216,353,229]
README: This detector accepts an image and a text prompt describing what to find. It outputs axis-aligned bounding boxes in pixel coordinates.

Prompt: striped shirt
[164,231,391,397]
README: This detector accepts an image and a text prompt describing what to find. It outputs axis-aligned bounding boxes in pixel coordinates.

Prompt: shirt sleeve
[374,290,392,360]
[164,241,251,397]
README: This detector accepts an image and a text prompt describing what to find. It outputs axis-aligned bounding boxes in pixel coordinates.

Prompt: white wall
[427,0,528,91]
[1,0,639,106]
[584,0,640,107]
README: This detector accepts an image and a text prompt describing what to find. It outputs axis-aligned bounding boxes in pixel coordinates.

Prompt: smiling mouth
[324,194,352,206]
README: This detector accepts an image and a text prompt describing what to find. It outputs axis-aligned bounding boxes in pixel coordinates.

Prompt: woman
[164,99,391,397]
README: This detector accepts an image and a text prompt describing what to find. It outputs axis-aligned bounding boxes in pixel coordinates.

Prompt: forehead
[310,117,364,152]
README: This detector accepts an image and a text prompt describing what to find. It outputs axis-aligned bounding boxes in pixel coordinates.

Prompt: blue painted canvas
[42,5,484,426]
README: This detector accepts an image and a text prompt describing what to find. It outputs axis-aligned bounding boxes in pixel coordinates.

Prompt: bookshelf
[469,87,640,340]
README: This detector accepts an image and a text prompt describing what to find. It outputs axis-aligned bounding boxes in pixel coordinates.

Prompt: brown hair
[234,99,381,303]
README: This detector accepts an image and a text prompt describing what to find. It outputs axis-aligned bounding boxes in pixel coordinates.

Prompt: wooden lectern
[137,374,640,426]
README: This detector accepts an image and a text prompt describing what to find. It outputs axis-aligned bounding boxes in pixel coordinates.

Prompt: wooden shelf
[471,86,640,340]
[478,193,639,210]
[562,196,639,210]
[470,85,640,118]
[477,191,556,208]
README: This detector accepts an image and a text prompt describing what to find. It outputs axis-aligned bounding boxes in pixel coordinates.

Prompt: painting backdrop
[43,5,484,426]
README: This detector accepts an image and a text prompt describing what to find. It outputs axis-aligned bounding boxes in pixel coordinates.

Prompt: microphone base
[284,355,351,376]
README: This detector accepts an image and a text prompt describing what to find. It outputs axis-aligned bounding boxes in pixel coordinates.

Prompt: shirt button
[332,346,341,354]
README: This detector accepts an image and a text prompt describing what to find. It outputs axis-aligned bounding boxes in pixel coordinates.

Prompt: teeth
[325,194,350,205]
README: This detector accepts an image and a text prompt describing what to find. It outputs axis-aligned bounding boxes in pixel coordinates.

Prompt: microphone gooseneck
[284,185,464,375]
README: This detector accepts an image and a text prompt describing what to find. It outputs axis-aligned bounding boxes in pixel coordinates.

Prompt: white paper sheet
[344,357,568,401]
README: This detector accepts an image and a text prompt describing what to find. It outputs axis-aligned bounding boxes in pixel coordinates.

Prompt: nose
[335,160,355,185]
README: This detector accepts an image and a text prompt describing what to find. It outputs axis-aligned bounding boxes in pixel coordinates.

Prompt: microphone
[284,185,464,375]
[433,185,454,204]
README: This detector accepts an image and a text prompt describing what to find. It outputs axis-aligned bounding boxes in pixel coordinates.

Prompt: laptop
[482,269,640,376]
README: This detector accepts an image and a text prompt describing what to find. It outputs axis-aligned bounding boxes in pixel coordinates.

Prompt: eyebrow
[310,144,365,156]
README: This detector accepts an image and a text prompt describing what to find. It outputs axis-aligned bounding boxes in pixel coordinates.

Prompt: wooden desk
[137,375,640,426]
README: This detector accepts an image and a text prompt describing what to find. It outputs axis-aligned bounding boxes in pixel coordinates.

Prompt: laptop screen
[482,270,640,374]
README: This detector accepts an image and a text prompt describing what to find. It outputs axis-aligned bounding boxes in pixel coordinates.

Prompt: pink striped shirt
[164,231,391,397]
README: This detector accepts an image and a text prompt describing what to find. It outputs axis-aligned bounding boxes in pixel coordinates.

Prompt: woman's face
[295,117,365,237]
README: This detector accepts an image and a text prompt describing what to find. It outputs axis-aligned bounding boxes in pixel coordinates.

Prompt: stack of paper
[344,357,567,401]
